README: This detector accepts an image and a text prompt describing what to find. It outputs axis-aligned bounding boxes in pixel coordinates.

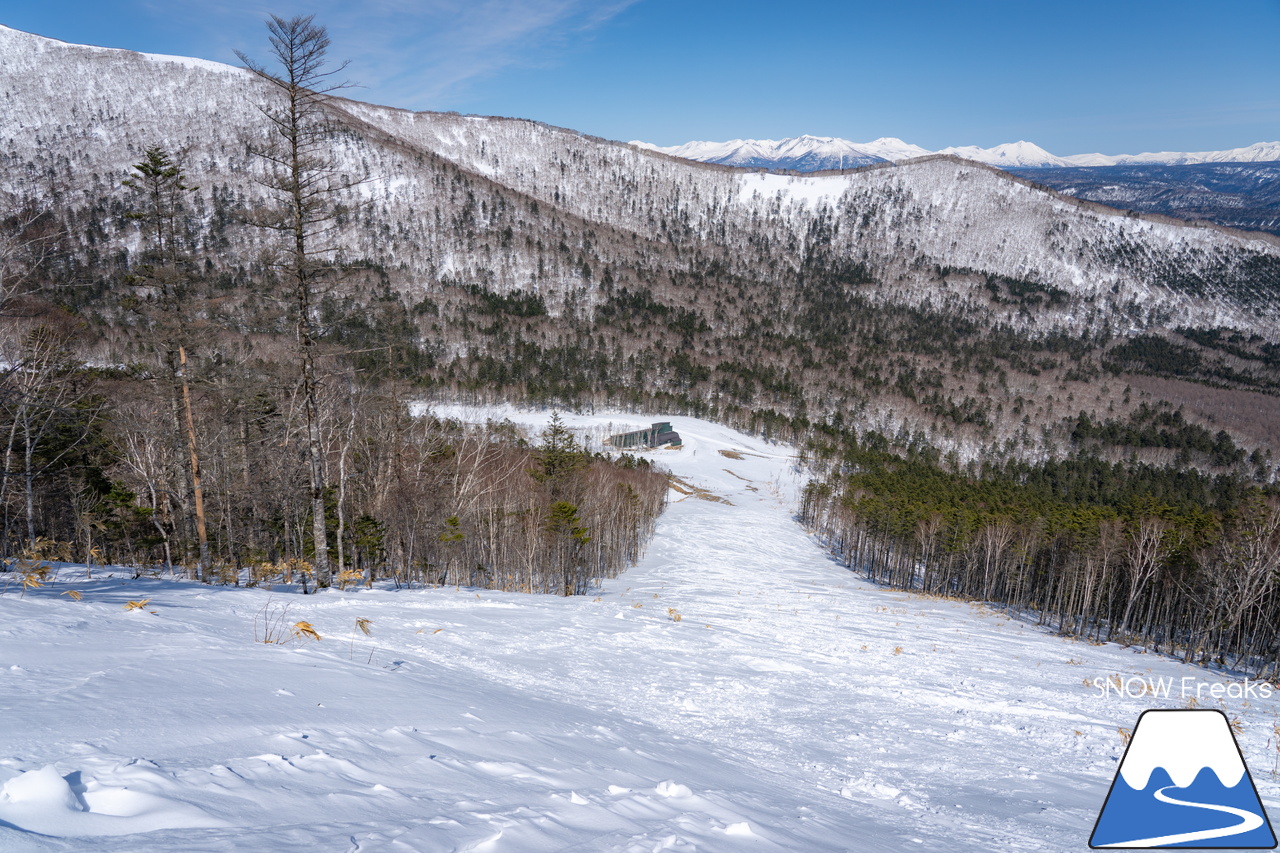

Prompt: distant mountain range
[631,136,930,171]
[633,135,1280,235]
[633,134,1280,171]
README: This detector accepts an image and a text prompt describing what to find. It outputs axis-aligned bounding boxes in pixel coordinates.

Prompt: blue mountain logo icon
[1091,709,1276,848]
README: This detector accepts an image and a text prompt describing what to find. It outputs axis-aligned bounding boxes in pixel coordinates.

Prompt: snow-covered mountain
[639,133,1280,235]
[1061,141,1280,167]
[632,135,930,170]
[935,140,1069,168]
[641,134,1280,171]
[8,18,1277,341]
[5,23,1280,460]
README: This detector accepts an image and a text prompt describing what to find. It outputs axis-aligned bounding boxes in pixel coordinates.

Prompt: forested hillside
[1009,162,1280,237]
[0,20,669,590]
[1,20,1279,625]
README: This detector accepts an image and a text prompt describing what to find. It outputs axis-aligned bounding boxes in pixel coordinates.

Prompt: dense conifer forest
[798,418,1280,678]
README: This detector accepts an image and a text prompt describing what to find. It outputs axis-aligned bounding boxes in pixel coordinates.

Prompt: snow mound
[655,780,692,798]
[0,763,225,836]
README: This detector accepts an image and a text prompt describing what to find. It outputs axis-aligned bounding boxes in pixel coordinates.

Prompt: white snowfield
[2,410,1277,851]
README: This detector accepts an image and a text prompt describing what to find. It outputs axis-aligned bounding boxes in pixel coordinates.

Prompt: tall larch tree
[236,14,360,587]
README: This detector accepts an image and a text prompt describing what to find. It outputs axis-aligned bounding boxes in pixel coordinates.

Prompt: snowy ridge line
[847,156,1280,247]
[717,152,1280,247]
[0,22,248,76]
[7,21,1280,349]
[641,133,1280,170]
[648,145,1280,249]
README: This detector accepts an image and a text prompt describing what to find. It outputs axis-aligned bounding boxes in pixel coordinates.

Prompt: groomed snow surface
[2,409,1278,852]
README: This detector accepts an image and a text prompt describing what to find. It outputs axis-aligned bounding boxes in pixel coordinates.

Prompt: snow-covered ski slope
[2,409,1278,851]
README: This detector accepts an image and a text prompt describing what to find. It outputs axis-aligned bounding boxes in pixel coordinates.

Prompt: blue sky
[5,0,1280,154]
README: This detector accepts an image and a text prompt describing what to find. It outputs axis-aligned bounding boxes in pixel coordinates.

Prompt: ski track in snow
[2,408,1278,851]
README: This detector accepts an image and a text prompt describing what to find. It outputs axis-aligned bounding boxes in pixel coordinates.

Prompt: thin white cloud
[141,0,642,111]
[346,0,643,109]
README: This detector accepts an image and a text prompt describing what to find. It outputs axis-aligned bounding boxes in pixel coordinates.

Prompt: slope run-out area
[1,410,1277,852]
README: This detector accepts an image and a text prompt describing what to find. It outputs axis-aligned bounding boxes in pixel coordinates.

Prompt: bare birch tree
[1119,514,1174,638]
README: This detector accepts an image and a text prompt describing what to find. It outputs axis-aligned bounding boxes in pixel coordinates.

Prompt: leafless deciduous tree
[237,15,362,587]
[1119,514,1175,638]
[1,326,102,549]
